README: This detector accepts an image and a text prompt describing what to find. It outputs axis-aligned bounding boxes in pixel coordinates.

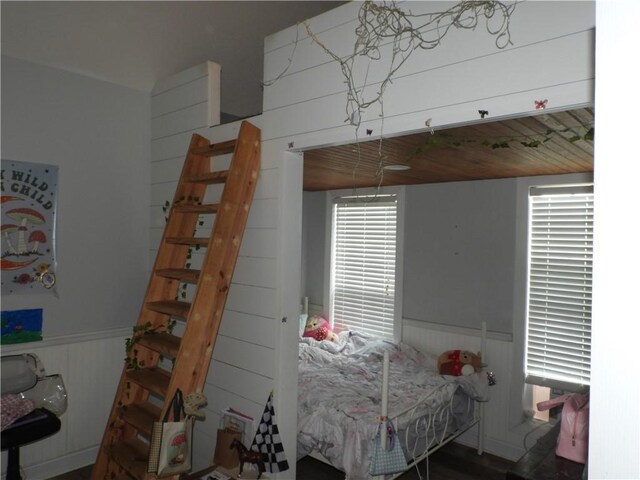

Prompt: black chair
[1,354,64,480]
[1,408,61,480]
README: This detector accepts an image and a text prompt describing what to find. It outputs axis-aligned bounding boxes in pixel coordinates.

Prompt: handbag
[19,374,68,416]
[537,393,589,464]
[148,389,193,477]
[369,421,408,476]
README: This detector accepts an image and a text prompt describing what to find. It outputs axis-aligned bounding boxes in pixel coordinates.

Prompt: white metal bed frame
[377,321,487,479]
[301,311,488,480]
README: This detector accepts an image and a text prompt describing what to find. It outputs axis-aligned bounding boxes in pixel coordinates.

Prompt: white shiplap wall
[1,331,128,479]
[262,1,594,150]
[260,0,595,472]
[401,322,531,461]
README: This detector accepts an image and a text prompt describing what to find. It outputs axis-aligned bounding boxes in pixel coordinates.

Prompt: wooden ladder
[91,121,261,480]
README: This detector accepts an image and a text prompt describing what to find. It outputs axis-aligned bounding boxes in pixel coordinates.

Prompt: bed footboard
[380,321,488,479]
[385,383,481,479]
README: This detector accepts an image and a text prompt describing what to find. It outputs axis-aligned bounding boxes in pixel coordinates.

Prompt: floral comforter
[297,331,488,479]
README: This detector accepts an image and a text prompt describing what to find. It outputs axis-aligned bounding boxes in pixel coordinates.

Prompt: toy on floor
[230,438,265,479]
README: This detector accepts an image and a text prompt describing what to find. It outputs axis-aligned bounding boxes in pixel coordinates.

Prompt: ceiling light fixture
[383,164,410,171]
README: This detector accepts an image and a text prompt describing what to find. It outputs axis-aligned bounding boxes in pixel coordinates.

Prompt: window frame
[324,186,405,341]
[524,184,593,391]
[508,173,593,429]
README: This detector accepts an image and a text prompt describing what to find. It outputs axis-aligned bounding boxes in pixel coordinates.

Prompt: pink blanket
[1,394,35,431]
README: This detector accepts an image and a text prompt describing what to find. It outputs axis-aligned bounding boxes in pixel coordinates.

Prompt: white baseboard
[1,446,97,480]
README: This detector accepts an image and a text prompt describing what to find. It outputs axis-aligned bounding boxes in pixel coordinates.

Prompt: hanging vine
[302,1,515,129]
[295,1,516,190]
[263,1,518,191]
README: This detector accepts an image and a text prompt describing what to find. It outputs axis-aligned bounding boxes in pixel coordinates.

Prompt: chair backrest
[1,354,39,395]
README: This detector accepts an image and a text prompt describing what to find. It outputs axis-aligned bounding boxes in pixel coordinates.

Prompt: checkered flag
[250,392,289,473]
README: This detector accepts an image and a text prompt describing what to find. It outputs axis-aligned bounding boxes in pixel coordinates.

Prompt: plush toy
[184,391,208,419]
[437,350,482,376]
[302,315,339,342]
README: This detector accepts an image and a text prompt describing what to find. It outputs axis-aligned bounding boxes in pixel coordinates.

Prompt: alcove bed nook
[294,106,593,479]
[258,1,595,477]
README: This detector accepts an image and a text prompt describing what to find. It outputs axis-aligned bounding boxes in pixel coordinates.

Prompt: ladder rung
[119,401,161,437]
[110,437,148,479]
[156,268,200,284]
[165,236,209,247]
[136,332,181,358]
[184,170,229,184]
[146,300,191,319]
[173,203,219,214]
[126,368,171,397]
[191,139,236,157]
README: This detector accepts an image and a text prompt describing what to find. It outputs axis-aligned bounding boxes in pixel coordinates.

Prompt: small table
[506,423,585,480]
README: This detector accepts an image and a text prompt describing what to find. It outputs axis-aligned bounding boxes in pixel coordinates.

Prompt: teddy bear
[437,350,482,376]
[302,315,339,342]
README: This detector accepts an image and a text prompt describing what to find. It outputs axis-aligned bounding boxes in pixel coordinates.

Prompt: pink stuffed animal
[302,315,338,342]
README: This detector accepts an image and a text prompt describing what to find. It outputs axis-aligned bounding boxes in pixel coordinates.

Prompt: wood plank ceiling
[303,108,594,191]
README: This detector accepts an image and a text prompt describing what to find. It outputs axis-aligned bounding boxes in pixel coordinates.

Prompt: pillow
[302,315,338,342]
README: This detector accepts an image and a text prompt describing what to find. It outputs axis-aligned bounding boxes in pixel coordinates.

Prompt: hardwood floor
[46,465,92,480]
[296,442,514,480]
[47,442,513,479]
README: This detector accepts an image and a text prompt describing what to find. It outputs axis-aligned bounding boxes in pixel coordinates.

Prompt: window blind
[331,195,398,339]
[525,185,593,390]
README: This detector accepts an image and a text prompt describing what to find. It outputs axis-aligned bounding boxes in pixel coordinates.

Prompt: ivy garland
[124,319,176,371]
[412,123,594,158]
[124,195,205,371]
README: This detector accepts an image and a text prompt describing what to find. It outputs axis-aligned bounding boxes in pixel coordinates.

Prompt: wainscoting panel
[401,320,521,460]
[66,335,126,451]
[1,330,128,479]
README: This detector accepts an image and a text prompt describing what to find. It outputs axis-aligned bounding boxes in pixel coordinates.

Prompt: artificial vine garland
[412,123,594,159]
[302,0,516,128]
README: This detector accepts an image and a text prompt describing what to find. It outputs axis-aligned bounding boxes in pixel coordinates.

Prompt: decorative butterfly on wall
[535,99,548,110]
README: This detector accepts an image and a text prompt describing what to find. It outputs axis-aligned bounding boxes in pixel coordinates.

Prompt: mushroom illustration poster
[1,160,58,295]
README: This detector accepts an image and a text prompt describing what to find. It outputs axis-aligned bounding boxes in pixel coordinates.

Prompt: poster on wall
[1,160,58,295]
[1,308,43,345]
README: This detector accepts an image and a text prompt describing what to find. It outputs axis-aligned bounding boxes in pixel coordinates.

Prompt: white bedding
[297,331,487,479]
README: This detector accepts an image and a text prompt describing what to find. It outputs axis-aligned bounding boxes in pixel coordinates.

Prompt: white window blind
[525,185,593,390]
[331,194,398,339]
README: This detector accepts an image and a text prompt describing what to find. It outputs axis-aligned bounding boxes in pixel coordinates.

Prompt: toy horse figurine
[230,438,266,479]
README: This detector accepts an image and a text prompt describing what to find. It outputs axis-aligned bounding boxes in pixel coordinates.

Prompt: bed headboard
[300,297,324,318]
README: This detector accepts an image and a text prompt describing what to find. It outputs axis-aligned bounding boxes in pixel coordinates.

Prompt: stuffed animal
[184,391,208,419]
[302,315,339,342]
[437,350,482,376]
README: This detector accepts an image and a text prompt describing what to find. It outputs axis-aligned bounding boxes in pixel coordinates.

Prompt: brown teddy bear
[437,350,482,376]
